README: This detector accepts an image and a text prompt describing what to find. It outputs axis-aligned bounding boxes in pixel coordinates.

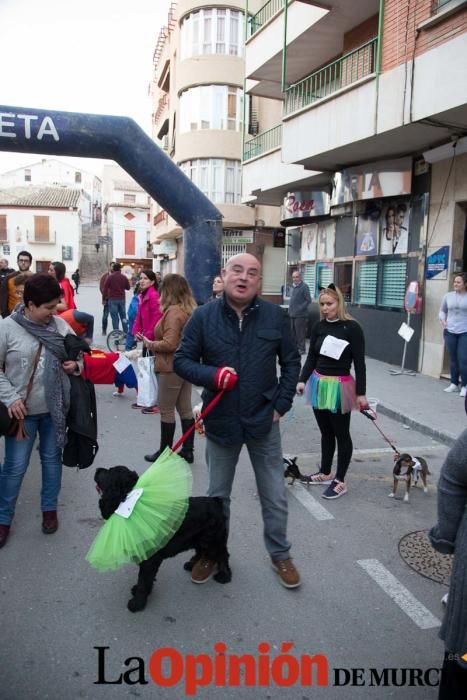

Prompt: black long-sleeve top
[299,319,366,396]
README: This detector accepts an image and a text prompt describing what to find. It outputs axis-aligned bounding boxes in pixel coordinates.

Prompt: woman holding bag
[141,274,197,464]
[0,274,79,549]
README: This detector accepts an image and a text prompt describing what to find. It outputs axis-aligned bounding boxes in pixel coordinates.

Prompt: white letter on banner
[0,113,16,138]
[37,116,59,141]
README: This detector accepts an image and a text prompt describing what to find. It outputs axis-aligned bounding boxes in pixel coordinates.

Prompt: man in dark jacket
[174,253,301,589]
[102,263,130,333]
[288,270,311,354]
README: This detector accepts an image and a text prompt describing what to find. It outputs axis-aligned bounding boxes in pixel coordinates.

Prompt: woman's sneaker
[307,471,333,485]
[322,479,348,499]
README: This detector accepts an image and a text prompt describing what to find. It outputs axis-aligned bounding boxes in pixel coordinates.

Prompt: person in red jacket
[48,262,76,312]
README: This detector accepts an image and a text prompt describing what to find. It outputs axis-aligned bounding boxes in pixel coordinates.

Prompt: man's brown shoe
[271,558,301,588]
[42,511,58,534]
[0,524,10,548]
[191,557,216,584]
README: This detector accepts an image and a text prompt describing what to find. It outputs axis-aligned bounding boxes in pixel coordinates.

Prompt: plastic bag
[135,356,158,407]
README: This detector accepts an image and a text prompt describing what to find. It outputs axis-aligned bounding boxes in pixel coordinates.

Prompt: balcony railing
[284,38,378,115]
[248,0,286,37]
[243,124,282,161]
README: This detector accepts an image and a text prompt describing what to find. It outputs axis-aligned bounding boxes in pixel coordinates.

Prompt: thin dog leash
[172,390,225,453]
[360,408,399,454]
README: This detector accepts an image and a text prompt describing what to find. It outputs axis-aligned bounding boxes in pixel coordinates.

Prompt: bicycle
[106,329,127,352]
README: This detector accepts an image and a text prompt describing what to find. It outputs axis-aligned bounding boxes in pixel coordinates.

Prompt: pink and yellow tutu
[305,370,358,414]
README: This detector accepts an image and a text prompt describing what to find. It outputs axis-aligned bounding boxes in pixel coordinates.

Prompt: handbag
[0,343,42,440]
[135,355,158,408]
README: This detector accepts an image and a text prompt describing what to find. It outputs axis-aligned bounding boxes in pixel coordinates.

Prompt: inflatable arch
[0,105,223,302]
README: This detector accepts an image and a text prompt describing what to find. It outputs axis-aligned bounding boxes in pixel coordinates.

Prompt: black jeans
[313,409,352,481]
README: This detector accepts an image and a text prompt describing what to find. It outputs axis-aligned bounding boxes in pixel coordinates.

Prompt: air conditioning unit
[162,135,169,151]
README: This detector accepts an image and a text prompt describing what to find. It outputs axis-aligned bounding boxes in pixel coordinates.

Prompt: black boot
[178,419,195,464]
[144,422,176,463]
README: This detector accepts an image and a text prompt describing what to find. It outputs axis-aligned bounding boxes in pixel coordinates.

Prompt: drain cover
[398,530,452,585]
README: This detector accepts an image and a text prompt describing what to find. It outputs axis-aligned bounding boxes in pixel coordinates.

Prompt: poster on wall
[380,201,409,255]
[355,203,381,256]
[300,223,317,261]
[316,220,335,260]
[426,246,449,280]
[62,245,73,261]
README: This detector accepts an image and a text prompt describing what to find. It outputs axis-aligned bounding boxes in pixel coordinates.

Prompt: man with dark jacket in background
[288,269,311,354]
[174,253,301,589]
[99,263,113,335]
[102,263,130,333]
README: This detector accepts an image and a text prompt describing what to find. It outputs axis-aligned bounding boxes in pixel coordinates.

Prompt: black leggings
[313,409,352,481]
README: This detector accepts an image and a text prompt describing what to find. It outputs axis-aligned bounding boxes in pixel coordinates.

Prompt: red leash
[172,390,225,453]
[360,408,399,454]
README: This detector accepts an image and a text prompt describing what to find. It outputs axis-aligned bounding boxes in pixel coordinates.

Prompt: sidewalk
[365,356,466,446]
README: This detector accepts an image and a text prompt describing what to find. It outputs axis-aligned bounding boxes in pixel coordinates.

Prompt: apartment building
[243,0,467,375]
[150,0,286,302]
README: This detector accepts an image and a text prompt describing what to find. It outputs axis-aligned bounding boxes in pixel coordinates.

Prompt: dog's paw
[388,492,395,498]
[131,584,138,596]
[423,487,428,494]
[214,568,232,584]
[127,595,148,613]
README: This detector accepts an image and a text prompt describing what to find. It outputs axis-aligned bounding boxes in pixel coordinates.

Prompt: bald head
[222,253,262,313]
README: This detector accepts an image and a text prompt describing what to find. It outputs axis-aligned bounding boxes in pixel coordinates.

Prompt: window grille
[378,259,407,308]
[355,260,378,304]
[302,262,316,299]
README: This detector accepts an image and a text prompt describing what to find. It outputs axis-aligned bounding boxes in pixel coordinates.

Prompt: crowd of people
[0,250,465,696]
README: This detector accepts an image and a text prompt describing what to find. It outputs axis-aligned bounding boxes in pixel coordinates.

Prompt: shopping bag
[135,356,158,407]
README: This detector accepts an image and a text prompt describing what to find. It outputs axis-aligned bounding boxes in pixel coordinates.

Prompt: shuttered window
[378,259,407,308]
[262,246,285,295]
[316,262,333,296]
[34,216,50,242]
[355,260,378,304]
[302,262,316,299]
[0,215,7,241]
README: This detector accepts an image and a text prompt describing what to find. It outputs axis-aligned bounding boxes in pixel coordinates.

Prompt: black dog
[283,457,313,486]
[94,466,231,612]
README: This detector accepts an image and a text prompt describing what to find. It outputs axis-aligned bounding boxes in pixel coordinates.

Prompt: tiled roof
[0,186,81,209]
[113,179,145,192]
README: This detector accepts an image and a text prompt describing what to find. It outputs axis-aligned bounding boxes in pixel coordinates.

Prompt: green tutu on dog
[86,448,193,571]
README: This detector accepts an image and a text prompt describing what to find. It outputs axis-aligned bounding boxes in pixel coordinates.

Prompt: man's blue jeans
[444,330,467,387]
[205,422,290,560]
[0,413,62,525]
[108,300,128,333]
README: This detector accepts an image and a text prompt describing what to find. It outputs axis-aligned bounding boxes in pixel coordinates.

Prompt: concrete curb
[376,402,458,448]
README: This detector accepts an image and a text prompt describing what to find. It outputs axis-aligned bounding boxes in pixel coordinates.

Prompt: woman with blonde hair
[141,274,197,463]
[296,283,368,499]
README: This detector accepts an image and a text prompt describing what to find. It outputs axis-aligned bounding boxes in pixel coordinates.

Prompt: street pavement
[0,282,463,700]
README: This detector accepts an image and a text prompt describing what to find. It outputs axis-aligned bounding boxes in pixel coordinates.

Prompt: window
[24,169,31,182]
[124,230,136,256]
[335,261,353,302]
[123,193,136,205]
[0,215,7,241]
[378,259,407,307]
[355,259,407,308]
[302,262,316,300]
[34,216,50,242]
[181,8,244,59]
[432,0,467,15]
[180,159,242,204]
[316,262,333,297]
[179,85,243,133]
[75,171,82,184]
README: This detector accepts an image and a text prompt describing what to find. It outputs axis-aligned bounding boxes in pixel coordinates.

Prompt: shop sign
[153,239,177,258]
[222,230,254,245]
[332,157,412,205]
[426,246,449,280]
[281,191,330,222]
